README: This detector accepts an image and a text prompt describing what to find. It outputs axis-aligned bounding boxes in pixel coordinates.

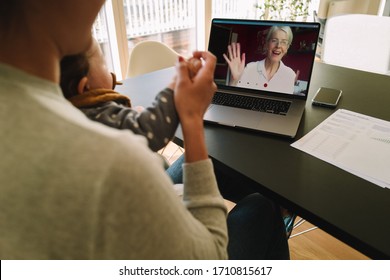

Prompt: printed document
[291,109,390,189]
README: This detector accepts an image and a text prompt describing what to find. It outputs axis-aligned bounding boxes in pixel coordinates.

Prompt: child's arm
[79,57,201,152]
[80,88,179,152]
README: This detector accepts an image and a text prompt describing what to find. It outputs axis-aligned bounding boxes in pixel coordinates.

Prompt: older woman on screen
[223,26,296,94]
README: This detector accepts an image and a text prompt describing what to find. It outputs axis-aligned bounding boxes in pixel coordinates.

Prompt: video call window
[209,20,319,97]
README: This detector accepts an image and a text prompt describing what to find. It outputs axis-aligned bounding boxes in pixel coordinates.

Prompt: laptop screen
[208,18,320,99]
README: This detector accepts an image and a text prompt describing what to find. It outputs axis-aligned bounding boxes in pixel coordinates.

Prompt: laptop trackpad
[204,105,263,128]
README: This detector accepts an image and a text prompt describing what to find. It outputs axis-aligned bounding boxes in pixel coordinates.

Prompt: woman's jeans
[166,154,289,260]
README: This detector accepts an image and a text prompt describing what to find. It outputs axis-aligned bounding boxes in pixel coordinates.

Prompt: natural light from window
[93,0,321,80]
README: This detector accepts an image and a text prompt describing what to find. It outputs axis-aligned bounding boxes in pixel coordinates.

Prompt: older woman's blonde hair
[263,26,293,54]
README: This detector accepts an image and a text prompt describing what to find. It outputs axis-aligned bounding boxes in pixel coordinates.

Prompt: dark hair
[60,53,89,99]
[0,0,26,38]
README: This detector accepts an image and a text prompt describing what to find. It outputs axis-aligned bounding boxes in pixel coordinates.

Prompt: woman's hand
[173,51,217,162]
[174,51,216,124]
[223,42,245,85]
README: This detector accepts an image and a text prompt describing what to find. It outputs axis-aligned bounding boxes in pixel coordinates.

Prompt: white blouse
[236,59,296,94]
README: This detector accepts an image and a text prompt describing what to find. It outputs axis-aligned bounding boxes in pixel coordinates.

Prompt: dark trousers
[166,155,289,260]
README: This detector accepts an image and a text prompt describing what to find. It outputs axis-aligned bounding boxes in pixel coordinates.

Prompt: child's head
[60,53,89,99]
[86,38,114,90]
[60,38,116,99]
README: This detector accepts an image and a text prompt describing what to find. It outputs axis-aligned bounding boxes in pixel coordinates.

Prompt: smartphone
[312,87,342,108]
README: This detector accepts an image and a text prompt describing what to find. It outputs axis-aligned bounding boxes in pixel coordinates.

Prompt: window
[92,1,122,79]
[92,5,114,72]
[212,0,261,19]
[93,0,321,80]
[93,0,197,80]
[123,0,196,57]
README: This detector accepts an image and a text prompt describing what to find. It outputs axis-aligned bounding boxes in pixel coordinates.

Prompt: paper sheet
[291,109,390,189]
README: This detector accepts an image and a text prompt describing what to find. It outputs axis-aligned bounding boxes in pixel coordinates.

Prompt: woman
[223,26,296,94]
[0,0,227,259]
[0,0,288,259]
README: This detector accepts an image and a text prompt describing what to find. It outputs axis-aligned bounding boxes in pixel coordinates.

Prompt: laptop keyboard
[211,92,291,115]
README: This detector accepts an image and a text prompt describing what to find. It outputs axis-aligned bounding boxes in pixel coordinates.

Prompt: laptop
[204,18,320,138]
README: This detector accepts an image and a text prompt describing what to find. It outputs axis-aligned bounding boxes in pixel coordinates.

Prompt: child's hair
[60,53,89,99]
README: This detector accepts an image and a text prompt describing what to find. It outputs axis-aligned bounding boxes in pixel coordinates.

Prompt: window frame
[99,0,211,80]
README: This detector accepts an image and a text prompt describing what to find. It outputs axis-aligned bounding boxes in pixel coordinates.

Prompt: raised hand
[173,51,217,162]
[174,51,216,123]
[222,42,246,85]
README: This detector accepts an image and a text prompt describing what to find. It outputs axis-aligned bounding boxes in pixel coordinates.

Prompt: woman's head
[0,0,105,56]
[264,26,293,63]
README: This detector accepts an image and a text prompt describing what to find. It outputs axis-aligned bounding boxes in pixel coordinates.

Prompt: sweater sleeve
[81,88,179,152]
[93,136,228,260]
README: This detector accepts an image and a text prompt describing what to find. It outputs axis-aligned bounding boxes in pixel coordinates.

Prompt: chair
[126,40,184,160]
[321,14,390,75]
[126,40,179,78]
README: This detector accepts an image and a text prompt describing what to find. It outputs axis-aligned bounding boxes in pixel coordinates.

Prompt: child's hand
[134,105,144,113]
[168,56,202,90]
[187,57,202,79]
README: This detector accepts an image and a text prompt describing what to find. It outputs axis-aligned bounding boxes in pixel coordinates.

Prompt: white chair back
[322,14,390,75]
[126,40,179,78]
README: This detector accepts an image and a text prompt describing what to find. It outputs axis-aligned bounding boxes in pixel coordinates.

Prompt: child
[60,38,197,152]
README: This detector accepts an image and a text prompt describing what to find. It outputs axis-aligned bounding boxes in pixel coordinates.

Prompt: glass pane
[123,0,196,58]
[212,0,320,22]
[92,6,115,73]
[212,0,261,19]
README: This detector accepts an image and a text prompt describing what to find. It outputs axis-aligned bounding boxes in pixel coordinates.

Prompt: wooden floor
[161,142,370,260]
[288,218,369,259]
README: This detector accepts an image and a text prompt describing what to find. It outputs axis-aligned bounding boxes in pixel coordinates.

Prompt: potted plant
[256,0,311,21]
